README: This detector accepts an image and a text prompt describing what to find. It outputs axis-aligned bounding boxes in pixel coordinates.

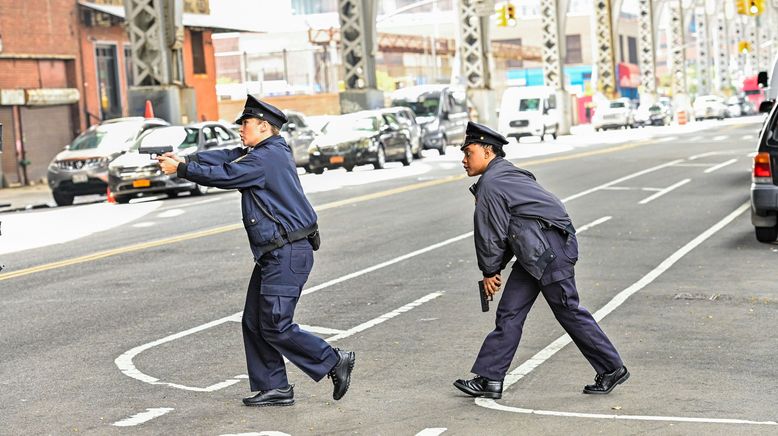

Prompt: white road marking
[742,135,755,140]
[713,135,729,141]
[688,150,750,160]
[325,292,443,343]
[416,428,447,436]
[132,222,155,228]
[562,160,684,203]
[638,178,691,205]
[476,203,768,426]
[156,209,185,218]
[576,216,612,233]
[112,408,174,427]
[687,135,703,142]
[296,324,345,335]
[655,136,678,143]
[157,196,231,212]
[704,158,738,173]
[671,163,715,168]
[221,432,291,436]
[601,186,662,192]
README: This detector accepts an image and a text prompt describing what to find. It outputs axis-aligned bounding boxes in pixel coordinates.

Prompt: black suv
[751,102,778,242]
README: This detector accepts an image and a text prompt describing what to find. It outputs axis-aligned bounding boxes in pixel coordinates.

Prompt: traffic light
[497,3,508,27]
[506,2,516,26]
[737,0,747,15]
[750,0,765,15]
[739,40,752,54]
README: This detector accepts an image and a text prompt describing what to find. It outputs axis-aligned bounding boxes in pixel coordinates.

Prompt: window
[191,31,206,74]
[95,44,122,120]
[627,36,638,64]
[448,90,467,113]
[202,126,216,141]
[214,126,233,141]
[565,35,582,64]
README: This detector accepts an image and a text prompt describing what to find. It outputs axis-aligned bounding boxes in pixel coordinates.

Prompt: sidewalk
[0,184,57,212]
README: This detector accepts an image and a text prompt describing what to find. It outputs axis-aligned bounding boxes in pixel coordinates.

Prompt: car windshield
[609,102,626,109]
[649,105,662,113]
[519,98,542,111]
[325,116,378,134]
[69,122,143,151]
[391,92,441,117]
[130,127,198,151]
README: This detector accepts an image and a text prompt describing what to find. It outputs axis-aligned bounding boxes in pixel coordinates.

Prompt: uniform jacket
[178,134,317,262]
[471,157,574,281]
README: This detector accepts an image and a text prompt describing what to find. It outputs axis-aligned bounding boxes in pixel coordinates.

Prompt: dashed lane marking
[713,135,729,141]
[415,428,447,436]
[112,408,174,427]
[475,203,777,426]
[704,158,738,174]
[638,178,691,205]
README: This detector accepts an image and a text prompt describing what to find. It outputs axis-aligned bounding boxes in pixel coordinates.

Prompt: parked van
[389,84,469,155]
[498,86,560,142]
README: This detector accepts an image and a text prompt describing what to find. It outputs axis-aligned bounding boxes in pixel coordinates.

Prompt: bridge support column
[457,0,496,128]
[637,0,657,103]
[337,0,383,113]
[540,0,571,134]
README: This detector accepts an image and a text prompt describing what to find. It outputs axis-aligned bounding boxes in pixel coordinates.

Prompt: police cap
[234,94,288,128]
[461,121,508,157]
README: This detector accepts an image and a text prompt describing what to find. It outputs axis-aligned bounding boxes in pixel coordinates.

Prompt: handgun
[138,145,174,158]
[478,280,492,312]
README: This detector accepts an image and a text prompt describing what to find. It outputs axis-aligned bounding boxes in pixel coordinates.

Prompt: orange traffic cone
[106,187,116,204]
[144,100,155,119]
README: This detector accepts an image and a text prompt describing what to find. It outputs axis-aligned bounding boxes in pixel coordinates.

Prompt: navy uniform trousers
[242,239,339,392]
[471,227,623,380]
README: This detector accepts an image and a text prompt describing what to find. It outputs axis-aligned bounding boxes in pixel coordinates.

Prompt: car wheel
[401,143,413,166]
[303,164,313,174]
[167,191,179,199]
[373,145,386,169]
[755,226,778,242]
[114,195,131,204]
[552,125,558,140]
[540,126,546,142]
[344,164,355,172]
[313,167,324,175]
[53,190,74,207]
[190,183,208,196]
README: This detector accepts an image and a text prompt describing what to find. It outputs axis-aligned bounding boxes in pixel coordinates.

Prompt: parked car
[305,115,334,134]
[307,110,413,173]
[47,117,169,206]
[693,95,727,120]
[282,110,318,172]
[725,96,743,118]
[635,103,672,127]
[381,106,423,158]
[390,84,470,155]
[107,122,240,203]
[751,100,778,242]
[592,98,635,131]
[498,86,560,141]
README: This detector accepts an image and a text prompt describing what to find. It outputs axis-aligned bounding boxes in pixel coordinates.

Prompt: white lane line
[562,159,684,203]
[713,135,729,141]
[476,203,767,426]
[156,196,231,212]
[302,233,473,296]
[297,324,345,335]
[655,136,678,143]
[671,163,715,168]
[113,408,174,427]
[687,135,703,142]
[688,150,750,160]
[638,178,691,205]
[742,135,755,140]
[326,292,443,343]
[416,428,447,436]
[221,432,291,436]
[132,222,155,228]
[157,209,185,218]
[601,186,662,192]
[704,158,738,174]
[576,216,611,233]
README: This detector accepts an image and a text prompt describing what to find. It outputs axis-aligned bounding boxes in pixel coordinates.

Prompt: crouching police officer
[453,122,628,399]
[157,95,355,407]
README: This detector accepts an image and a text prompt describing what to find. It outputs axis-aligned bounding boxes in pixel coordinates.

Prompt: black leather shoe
[583,366,630,394]
[328,348,355,401]
[242,385,295,407]
[453,376,503,399]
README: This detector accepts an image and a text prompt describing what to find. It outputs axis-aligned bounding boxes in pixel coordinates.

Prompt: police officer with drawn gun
[453,121,629,400]
[157,95,355,407]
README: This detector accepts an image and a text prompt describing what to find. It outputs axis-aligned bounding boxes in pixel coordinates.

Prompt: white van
[498,86,560,142]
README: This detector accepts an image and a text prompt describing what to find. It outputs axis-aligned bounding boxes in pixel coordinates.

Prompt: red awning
[618,63,641,89]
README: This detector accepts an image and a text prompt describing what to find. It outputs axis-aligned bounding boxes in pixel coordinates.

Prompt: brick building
[0,0,228,187]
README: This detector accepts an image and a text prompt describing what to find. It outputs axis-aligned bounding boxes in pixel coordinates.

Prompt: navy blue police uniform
[454,122,628,398]
[175,96,354,403]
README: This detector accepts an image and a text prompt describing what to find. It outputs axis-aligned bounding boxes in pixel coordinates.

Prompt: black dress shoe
[453,376,503,399]
[328,348,355,400]
[242,385,295,407]
[583,366,630,395]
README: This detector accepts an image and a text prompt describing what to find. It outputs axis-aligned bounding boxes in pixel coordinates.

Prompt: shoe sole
[333,352,355,401]
[452,381,502,400]
[243,399,295,407]
[582,370,630,395]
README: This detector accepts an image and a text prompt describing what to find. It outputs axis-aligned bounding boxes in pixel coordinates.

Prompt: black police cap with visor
[461,121,508,158]
[234,94,288,128]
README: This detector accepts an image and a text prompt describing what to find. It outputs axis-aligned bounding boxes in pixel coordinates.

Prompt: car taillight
[753,152,772,182]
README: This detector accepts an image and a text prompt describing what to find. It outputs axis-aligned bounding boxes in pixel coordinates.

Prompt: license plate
[329,156,345,164]
[72,173,88,184]
[133,179,151,188]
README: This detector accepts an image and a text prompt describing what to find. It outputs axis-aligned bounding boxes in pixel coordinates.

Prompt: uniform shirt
[471,157,572,277]
[178,134,317,261]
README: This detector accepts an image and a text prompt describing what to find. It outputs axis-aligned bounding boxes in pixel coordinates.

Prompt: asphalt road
[2,118,777,435]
